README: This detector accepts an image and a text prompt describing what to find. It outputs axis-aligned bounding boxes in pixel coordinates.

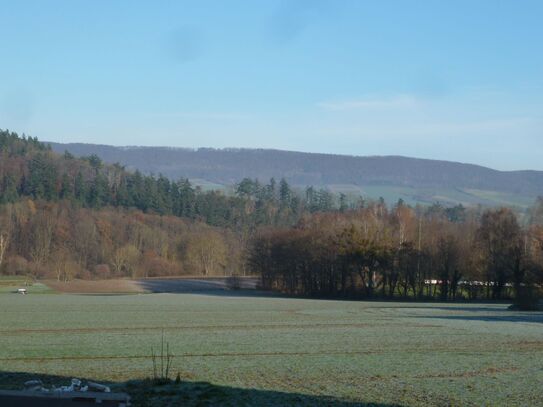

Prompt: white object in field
[88,381,111,392]
[24,380,43,388]
[71,378,82,391]
[21,378,113,395]
[17,288,27,294]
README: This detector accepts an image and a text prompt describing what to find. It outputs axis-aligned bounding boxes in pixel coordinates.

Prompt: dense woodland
[0,129,347,279]
[1,130,543,307]
[251,204,543,306]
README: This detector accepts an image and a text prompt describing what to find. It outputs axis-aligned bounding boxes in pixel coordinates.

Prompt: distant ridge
[47,142,543,207]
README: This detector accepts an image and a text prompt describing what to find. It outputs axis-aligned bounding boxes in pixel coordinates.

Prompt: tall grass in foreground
[151,330,174,384]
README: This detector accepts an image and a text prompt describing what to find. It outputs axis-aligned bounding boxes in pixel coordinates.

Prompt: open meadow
[0,283,542,406]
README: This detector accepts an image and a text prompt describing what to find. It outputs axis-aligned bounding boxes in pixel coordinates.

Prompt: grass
[0,276,53,294]
[326,184,537,208]
[189,178,230,192]
[0,291,542,406]
[462,188,536,208]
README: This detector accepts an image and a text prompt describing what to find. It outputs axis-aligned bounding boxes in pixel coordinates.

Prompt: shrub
[4,256,30,276]
[94,264,111,279]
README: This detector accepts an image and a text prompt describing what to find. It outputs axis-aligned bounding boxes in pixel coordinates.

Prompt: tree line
[1,129,542,307]
[249,200,543,308]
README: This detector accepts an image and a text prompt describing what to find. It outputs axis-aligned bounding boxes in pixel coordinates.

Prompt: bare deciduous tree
[112,244,141,277]
[29,212,55,265]
[181,229,227,276]
[0,232,9,272]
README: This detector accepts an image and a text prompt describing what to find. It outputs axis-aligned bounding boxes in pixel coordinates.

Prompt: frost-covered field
[0,292,542,406]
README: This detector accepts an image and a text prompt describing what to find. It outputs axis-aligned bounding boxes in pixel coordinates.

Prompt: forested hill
[0,130,309,227]
[48,142,543,207]
[0,129,332,280]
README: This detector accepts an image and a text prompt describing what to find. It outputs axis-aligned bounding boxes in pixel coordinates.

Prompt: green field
[325,184,537,208]
[1,290,542,406]
[0,277,53,294]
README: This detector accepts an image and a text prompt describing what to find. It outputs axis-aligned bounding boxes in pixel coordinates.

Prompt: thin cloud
[318,95,419,111]
[311,117,540,140]
[147,111,251,121]
[268,0,327,45]
[167,25,203,63]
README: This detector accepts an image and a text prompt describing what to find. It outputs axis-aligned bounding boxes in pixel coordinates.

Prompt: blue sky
[1,0,542,170]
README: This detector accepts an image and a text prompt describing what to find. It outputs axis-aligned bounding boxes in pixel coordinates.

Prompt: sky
[1,0,542,171]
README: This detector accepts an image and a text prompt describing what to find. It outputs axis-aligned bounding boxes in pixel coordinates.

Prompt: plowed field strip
[1,347,536,362]
[415,366,519,379]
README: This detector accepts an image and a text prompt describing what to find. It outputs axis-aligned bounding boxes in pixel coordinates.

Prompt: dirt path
[137,277,258,293]
[42,277,259,294]
[43,279,143,293]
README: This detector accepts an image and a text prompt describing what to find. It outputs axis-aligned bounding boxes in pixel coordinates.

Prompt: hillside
[0,129,305,280]
[48,142,543,207]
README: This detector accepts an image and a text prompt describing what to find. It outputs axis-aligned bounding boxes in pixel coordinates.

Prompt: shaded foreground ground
[0,372,395,407]
[0,291,542,406]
